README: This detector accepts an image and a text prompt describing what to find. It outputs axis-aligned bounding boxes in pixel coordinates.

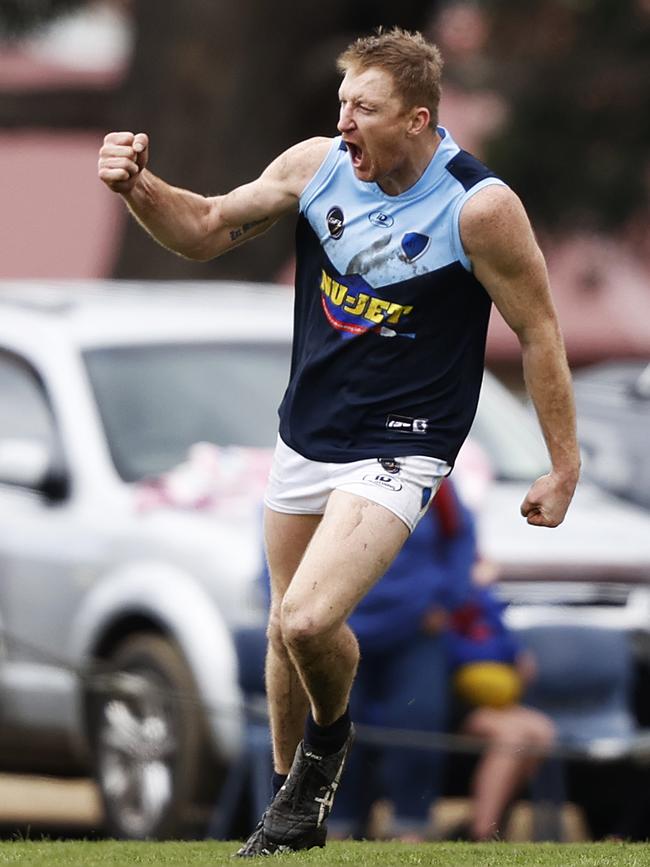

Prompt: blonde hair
[337,28,444,128]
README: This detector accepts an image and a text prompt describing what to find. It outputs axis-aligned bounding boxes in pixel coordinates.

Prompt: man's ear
[407,107,431,137]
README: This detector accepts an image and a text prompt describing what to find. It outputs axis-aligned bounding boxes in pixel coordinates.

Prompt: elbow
[183,196,223,261]
[183,244,217,263]
[168,242,216,263]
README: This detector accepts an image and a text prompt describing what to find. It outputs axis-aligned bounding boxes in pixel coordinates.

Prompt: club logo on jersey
[362,473,403,492]
[386,414,429,434]
[326,206,345,239]
[379,458,401,474]
[400,232,430,262]
[368,211,394,229]
[320,269,415,338]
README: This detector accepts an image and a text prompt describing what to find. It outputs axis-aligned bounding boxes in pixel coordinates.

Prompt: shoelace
[287,755,329,811]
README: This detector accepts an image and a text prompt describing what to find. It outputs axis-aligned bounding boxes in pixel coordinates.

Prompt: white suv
[1,281,649,838]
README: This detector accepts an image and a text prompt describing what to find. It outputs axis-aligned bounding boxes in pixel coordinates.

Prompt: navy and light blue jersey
[278,127,506,465]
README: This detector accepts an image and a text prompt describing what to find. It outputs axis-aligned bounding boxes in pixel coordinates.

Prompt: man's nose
[337,106,355,133]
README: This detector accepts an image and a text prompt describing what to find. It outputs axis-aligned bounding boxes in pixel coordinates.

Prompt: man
[98,28,580,856]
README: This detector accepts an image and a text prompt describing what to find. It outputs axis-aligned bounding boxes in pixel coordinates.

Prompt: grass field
[0,841,649,866]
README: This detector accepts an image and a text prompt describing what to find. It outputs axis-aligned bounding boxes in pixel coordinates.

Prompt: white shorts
[264,436,451,532]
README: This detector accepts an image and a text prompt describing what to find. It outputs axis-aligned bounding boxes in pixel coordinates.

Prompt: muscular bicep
[201,177,293,258]
[200,136,331,260]
[460,186,556,340]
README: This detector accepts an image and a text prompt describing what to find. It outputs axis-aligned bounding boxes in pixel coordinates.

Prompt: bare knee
[526,711,556,751]
[280,597,339,654]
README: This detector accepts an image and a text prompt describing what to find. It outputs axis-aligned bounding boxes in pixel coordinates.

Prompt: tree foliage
[481,0,650,232]
[0,0,89,37]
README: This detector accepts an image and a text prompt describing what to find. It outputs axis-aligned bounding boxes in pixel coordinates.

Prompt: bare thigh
[463,705,556,747]
[281,489,410,632]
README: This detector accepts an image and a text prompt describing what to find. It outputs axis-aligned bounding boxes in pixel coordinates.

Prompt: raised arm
[460,185,580,527]
[98,133,331,261]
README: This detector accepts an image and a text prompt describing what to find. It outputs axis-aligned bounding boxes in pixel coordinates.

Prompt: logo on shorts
[327,206,345,239]
[378,458,401,474]
[362,473,403,492]
[386,415,429,434]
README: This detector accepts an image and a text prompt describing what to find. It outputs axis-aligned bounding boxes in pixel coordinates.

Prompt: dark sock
[272,771,287,796]
[304,707,351,756]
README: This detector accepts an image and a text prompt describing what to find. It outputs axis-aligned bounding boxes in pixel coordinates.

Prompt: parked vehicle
[572,360,650,511]
[0,282,290,839]
[0,282,649,838]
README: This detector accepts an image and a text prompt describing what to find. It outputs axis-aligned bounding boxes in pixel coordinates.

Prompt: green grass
[0,841,649,867]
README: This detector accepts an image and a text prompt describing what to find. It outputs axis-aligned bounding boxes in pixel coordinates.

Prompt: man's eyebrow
[338,93,375,106]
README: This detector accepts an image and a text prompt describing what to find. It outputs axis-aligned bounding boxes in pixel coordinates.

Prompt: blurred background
[1,0,650,845]
[2,0,650,372]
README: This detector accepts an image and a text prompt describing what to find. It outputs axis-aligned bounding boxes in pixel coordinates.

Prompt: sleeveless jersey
[278,127,506,466]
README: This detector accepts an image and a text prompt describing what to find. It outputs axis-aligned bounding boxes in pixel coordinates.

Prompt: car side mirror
[0,438,69,500]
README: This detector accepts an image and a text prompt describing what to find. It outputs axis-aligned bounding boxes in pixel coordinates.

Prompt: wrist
[121,167,151,202]
[551,462,580,489]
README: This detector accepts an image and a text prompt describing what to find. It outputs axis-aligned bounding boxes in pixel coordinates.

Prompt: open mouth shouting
[345,140,364,171]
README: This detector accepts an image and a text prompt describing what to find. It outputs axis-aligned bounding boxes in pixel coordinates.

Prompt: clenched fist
[520,471,577,528]
[98,131,149,194]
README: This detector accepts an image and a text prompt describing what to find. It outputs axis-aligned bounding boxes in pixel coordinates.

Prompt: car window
[84,342,550,484]
[0,351,55,448]
[84,342,291,481]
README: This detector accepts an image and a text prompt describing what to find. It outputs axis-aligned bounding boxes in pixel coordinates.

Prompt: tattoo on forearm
[229,217,269,242]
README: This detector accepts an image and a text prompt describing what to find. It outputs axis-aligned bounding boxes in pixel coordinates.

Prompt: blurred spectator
[445,586,556,840]
[259,480,556,841]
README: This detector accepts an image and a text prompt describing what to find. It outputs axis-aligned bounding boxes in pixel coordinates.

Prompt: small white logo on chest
[368,211,394,228]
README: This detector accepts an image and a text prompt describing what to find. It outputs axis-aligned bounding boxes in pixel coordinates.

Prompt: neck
[378,129,441,197]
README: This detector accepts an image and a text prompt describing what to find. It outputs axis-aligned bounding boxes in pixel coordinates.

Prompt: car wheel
[87,633,214,839]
